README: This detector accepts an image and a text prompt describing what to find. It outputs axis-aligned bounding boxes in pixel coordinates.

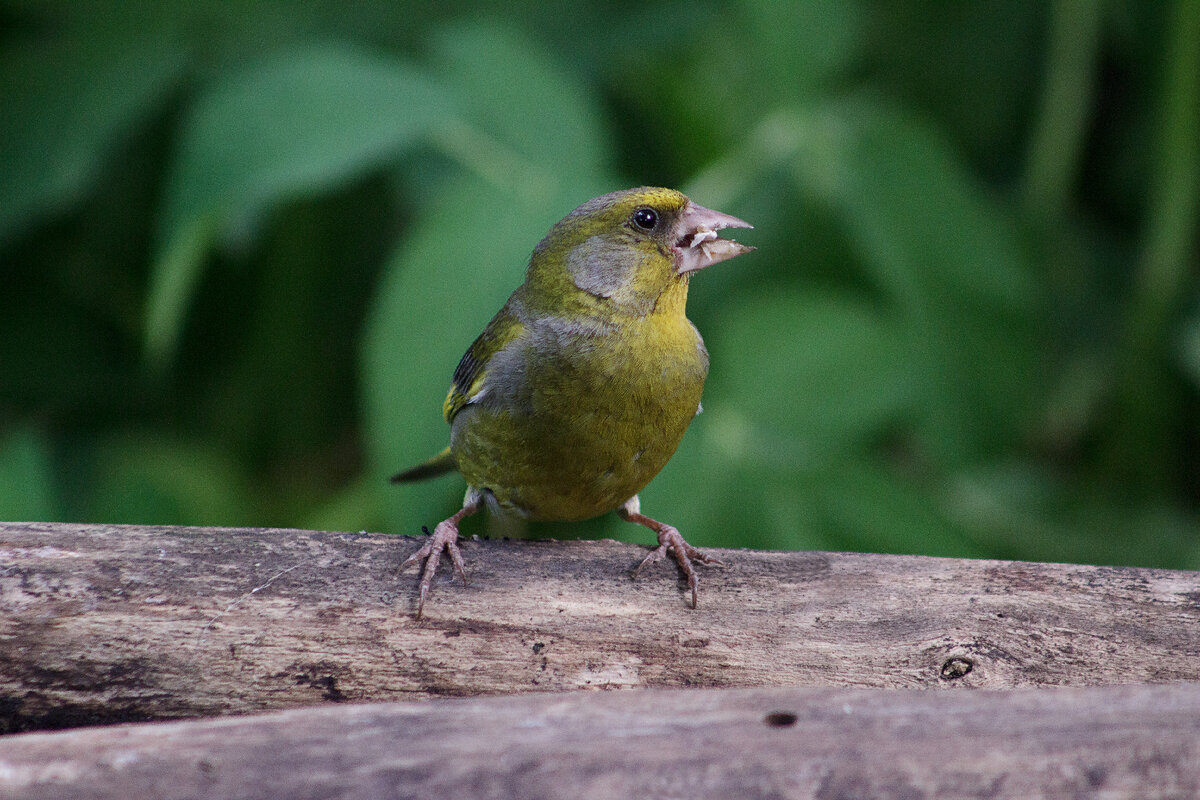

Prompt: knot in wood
[940,657,974,680]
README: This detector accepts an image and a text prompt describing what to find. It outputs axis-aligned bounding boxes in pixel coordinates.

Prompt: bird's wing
[443,305,526,424]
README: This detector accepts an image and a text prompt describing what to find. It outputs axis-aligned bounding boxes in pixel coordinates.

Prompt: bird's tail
[390,446,457,483]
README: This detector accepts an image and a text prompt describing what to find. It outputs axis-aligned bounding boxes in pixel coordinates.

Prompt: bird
[392,187,753,616]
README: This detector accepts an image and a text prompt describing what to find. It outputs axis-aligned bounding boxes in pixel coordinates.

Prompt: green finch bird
[392,187,753,616]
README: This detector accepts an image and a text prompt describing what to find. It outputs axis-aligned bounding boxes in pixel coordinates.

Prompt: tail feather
[390,446,457,483]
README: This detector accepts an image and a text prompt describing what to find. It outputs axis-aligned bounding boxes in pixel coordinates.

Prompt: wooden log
[2,521,1200,733]
[2,683,1200,799]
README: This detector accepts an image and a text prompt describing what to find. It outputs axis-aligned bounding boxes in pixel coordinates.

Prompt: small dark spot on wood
[444,630,461,638]
[319,676,345,702]
[681,638,709,648]
[941,658,973,680]
[532,642,545,654]
[290,662,349,702]
[764,711,797,728]
[198,759,215,773]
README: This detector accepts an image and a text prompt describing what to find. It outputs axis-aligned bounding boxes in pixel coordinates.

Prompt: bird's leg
[400,488,482,618]
[618,495,724,609]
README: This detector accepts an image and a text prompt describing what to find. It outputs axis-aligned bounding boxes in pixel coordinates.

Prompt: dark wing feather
[442,305,525,423]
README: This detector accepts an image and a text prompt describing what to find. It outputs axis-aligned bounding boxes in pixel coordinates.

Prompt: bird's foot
[400,519,469,619]
[399,492,482,618]
[632,525,725,609]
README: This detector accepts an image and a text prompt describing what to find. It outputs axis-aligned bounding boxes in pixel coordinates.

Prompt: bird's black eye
[631,208,658,230]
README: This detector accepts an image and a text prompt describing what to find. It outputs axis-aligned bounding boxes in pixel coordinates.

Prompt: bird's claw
[400,519,468,618]
[633,526,723,609]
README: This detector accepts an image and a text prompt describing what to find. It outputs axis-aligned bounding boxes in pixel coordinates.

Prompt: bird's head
[525,187,753,317]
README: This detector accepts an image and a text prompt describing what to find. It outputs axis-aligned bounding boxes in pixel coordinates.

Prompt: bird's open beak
[672,202,754,275]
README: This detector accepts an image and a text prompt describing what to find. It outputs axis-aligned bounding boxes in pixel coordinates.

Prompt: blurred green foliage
[3,1,1198,569]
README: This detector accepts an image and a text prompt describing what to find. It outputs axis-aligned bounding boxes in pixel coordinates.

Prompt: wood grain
[2,683,1199,799]
[2,521,1200,733]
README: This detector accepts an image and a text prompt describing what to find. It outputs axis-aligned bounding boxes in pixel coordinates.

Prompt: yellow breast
[451,287,707,521]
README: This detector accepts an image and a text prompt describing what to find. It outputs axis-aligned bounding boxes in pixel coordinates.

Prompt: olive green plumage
[393,187,753,614]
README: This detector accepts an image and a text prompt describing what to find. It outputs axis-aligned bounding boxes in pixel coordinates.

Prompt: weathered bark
[2,683,1199,799]
[2,521,1200,733]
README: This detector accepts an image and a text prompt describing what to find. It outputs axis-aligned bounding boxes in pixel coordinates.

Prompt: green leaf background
[3,1,1199,570]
